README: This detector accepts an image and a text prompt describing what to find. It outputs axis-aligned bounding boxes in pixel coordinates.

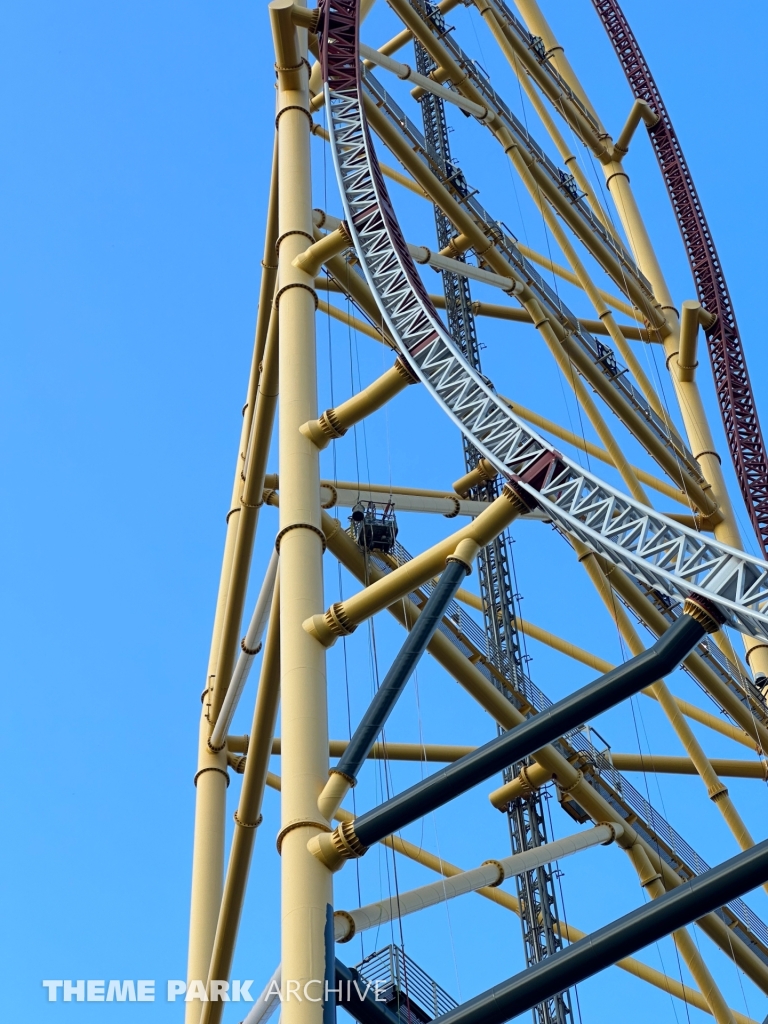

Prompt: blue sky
[2,1,768,1022]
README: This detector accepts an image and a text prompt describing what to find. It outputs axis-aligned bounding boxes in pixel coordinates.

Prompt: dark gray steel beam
[431,838,768,1024]
[353,609,709,848]
[334,558,469,782]
[335,959,402,1024]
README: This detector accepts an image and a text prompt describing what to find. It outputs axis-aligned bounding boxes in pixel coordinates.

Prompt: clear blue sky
[2,1,767,1022]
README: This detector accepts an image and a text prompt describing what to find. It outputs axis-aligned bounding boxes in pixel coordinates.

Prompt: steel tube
[609,754,767,779]
[300,359,416,450]
[333,824,617,940]
[209,549,279,750]
[350,611,707,850]
[201,583,282,1024]
[317,556,473,819]
[208,300,280,726]
[431,839,768,1024]
[339,558,469,781]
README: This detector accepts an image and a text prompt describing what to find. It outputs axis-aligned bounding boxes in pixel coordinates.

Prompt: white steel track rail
[319,0,768,640]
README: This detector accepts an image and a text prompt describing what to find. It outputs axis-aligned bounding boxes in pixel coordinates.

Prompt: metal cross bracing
[590,0,768,560]
[371,540,768,968]
[372,548,768,971]
[358,69,698,485]
[397,0,652,305]
[413,13,572,1020]
[506,778,571,1024]
[318,0,768,639]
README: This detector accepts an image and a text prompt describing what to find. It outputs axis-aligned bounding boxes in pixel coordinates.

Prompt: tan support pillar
[300,357,418,448]
[184,121,281,1024]
[511,0,604,131]
[200,584,282,1024]
[186,721,228,1021]
[626,844,737,1024]
[305,484,527,646]
[270,6,332,1024]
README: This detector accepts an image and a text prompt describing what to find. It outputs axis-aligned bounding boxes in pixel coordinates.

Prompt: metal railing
[355,945,458,1023]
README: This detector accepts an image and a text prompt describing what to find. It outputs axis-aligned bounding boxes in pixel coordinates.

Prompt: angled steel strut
[333,556,470,781]
[591,0,768,557]
[317,0,768,640]
[310,598,720,868]
[429,837,768,1024]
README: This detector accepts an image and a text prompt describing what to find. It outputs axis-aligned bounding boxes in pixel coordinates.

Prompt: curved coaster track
[592,0,768,559]
[317,0,768,640]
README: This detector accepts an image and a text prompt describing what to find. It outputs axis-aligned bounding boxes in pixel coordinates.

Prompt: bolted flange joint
[307,819,368,872]
[300,407,347,449]
[303,601,356,648]
[682,594,726,634]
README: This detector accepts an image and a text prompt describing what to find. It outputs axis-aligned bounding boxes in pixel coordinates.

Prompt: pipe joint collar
[300,407,347,449]
[682,595,725,634]
[308,820,368,872]
[598,821,624,845]
[393,356,419,384]
[277,818,332,854]
[447,538,481,574]
[303,601,357,648]
[334,910,357,943]
[480,859,506,886]
[556,769,583,797]
[502,481,538,516]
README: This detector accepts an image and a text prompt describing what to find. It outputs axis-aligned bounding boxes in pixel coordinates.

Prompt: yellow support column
[270,6,332,1024]
[508,0,768,684]
[184,119,280,1024]
[626,845,737,1024]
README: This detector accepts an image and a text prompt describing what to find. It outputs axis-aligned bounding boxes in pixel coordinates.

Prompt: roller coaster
[183,2,768,1023]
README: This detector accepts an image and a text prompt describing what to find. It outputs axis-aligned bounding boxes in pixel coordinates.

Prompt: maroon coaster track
[593,0,768,558]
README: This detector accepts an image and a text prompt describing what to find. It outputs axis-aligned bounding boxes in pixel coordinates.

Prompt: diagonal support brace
[310,596,722,869]
[317,550,475,819]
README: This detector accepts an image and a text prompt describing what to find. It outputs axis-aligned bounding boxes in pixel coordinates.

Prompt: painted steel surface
[317,0,768,639]
[592,0,768,557]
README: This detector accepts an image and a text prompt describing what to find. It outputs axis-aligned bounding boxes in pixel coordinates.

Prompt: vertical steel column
[270,5,332,1024]
[413,11,571,1022]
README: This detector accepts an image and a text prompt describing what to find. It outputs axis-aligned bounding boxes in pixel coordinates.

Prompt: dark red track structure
[591,0,768,556]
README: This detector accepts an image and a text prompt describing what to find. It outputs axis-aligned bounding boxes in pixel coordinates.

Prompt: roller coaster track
[317,0,768,639]
[360,70,699,484]
[590,0,768,558]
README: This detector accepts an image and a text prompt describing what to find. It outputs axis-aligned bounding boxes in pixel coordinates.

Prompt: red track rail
[592,0,768,557]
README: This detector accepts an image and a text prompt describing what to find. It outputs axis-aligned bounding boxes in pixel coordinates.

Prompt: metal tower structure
[413,11,572,1022]
[179,2,768,1024]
